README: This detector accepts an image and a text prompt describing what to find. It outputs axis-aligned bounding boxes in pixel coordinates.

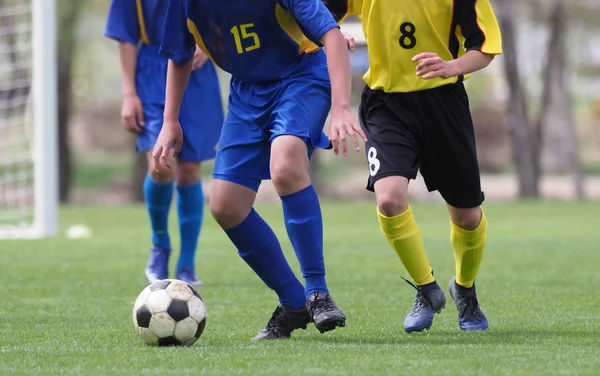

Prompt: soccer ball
[132,279,207,346]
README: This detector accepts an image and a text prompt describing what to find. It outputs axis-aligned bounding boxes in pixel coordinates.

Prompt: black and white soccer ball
[132,279,207,346]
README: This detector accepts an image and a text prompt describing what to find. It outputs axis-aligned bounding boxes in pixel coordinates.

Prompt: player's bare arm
[119,42,144,134]
[152,59,193,171]
[321,28,367,156]
[413,50,495,80]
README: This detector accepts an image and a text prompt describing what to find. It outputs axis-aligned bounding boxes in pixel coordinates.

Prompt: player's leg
[359,87,446,333]
[138,108,175,284]
[210,111,309,340]
[173,62,224,286]
[173,160,204,286]
[420,82,488,331]
[446,204,488,329]
[269,73,346,334]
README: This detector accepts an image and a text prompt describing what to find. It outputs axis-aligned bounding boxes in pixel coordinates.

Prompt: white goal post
[0,0,58,238]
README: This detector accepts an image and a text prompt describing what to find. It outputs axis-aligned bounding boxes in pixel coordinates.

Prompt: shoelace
[266,306,286,329]
[401,277,434,312]
[458,295,482,321]
[308,296,334,316]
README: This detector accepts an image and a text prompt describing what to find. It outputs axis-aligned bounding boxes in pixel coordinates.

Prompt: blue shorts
[212,64,332,192]
[135,44,224,163]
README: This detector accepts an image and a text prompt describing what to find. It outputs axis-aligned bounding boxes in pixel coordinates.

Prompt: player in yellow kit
[342,0,502,332]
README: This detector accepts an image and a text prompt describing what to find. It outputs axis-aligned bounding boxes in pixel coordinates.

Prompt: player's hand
[341,31,356,52]
[328,108,367,157]
[121,94,144,134]
[412,52,458,80]
[152,120,183,171]
[192,46,208,71]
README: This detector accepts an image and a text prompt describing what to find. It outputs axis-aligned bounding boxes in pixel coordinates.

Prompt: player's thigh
[420,83,484,209]
[359,87,421,197]
[212,111,269,193]
[269,68,332,152]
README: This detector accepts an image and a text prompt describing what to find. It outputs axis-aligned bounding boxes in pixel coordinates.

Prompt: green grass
[1,201,599,375]
[73,160,131,189]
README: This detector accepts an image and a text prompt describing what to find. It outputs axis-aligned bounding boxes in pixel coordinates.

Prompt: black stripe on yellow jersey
[346,0,502,93]
[322,0,351,22]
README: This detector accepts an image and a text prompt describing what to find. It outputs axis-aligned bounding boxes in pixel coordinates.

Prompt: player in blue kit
[154,0,366,339]
[104,0,224,286]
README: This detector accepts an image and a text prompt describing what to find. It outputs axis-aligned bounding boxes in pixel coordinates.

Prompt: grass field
[1,201,599,375]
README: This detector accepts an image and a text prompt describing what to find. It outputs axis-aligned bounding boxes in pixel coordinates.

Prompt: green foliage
[1,202,599,375]
[57,0,86,46]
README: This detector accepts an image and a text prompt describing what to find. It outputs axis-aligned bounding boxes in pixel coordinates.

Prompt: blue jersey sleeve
[159,0,196,65]
[279,0,339,47]
[104,0,140,45]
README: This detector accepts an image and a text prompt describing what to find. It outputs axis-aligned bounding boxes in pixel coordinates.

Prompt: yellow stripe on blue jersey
[275,0,348,55]
[187,20,217,64]
[135,0,150,44]
[347,0,502,93]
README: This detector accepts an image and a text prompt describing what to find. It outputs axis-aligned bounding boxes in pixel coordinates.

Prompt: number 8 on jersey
[398,22,416,49]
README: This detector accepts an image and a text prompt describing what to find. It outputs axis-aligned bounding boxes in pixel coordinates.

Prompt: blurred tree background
[56,0,600,204]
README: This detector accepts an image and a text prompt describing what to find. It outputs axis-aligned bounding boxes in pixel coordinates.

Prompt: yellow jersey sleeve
[456,0,502,55]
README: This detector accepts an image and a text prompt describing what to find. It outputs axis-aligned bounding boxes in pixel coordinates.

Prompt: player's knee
[209,197,243,229]
[377,193,409,217]
[270,137,310,195]
[271,162,308,194]
[148,167,174,183]
[448,205,482,230]
[208,200,229,225]
[146,152,175,183]
[374,176,410,216]
[209,181,255,229]
[175,161,201,186]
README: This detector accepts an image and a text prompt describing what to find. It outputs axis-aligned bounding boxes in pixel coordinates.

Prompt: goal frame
[0,0,58,239]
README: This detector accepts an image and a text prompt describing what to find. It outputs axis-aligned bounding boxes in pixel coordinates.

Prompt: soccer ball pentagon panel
[132,279,207,346]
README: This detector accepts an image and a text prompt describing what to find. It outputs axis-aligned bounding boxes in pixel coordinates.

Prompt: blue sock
[280,185,328,298]
[224,208,306,310]
[176,181,204,272]
[143,174,173,249]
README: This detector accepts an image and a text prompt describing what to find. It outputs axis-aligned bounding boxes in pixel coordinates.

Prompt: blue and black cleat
[176,265,204,286]
[402,277,447,333]
[252,305,311,340]
[307,292,346,334]
[448,277,489,331]
[144,245,170,284]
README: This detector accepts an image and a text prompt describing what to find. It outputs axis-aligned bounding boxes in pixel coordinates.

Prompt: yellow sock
[451,208,488,288]
[377,206,434,286]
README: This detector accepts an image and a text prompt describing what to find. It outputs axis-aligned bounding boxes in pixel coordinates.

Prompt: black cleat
[306,292,346,333]
[252,305,311,340]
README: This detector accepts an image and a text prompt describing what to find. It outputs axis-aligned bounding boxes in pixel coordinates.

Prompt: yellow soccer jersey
[347,0,503,93]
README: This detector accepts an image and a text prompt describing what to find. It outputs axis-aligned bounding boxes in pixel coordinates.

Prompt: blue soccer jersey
[104,0,224,162]
[105,0,166,46]
[159,0,340,84]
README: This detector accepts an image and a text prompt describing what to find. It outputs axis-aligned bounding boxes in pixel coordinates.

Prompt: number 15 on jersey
[230,23,261,54]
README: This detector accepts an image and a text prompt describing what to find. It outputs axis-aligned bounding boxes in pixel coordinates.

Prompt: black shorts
[358,82,484,209]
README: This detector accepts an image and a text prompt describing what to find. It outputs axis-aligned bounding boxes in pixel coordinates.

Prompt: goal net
[0,0,57,238]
